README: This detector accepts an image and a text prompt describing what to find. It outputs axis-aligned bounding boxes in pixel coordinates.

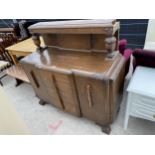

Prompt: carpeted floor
[1,75,155,135]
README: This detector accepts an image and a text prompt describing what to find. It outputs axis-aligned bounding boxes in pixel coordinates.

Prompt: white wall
[144,19,155,50]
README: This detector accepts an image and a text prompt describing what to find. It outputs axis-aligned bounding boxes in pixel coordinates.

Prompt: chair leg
[0,80,3,86]
[124,93,132,130]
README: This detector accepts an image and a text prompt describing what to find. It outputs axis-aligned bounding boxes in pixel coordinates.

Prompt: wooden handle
[30,71,40,88]
[86,84,93,107]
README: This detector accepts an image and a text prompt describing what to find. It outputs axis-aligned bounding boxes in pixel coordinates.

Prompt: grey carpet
[1,75,155,135]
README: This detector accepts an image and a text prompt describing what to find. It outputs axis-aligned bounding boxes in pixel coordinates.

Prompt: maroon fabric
[133,49,155,69]
[119,39,127,55]
[123,49,133,75]
[123,49,132,60]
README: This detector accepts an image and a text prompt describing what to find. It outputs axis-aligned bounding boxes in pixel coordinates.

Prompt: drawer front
[131,103,155,121]
[131,94,155,109]
[130,94,155,121]
[75,76,110,125]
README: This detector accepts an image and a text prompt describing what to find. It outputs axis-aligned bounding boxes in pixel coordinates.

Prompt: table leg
[124,93,132,130]
[9,53,19,65]
[12,55,19,65]
[8,52,24,86]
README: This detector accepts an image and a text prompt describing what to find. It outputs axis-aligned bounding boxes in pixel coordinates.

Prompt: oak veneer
[21,20,126,134]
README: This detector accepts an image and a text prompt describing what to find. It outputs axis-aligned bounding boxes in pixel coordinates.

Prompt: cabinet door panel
[75,76,110,125]
[38,69,63,109]
[53,71,81,116]
[22,64,49,102]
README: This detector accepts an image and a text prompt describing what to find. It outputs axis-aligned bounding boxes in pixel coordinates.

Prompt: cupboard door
[51,69,81,116]
[38,69,64,109]
[22,64,49,102]
[75,76,110,125]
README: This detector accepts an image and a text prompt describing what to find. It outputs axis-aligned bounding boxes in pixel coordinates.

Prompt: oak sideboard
[21,19,126,134]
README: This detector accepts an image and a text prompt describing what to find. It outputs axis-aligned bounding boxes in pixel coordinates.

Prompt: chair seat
[124,66,155,130]
[127,66,155,98]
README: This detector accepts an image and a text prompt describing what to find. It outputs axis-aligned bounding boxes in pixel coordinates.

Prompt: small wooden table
[6,37,45,65]
[5,37,45,84]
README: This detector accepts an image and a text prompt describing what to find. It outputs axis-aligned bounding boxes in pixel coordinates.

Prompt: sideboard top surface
[21,48,122,77]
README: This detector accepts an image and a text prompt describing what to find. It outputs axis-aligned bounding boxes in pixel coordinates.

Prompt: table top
[127,66,155,98]
[6,37,45,53]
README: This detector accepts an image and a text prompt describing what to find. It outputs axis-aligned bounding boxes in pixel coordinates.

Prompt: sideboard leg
[101,125,111,135]
[39,99,47,105]
[15,79,23,87]
[117,106,120,114]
